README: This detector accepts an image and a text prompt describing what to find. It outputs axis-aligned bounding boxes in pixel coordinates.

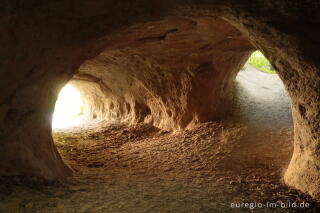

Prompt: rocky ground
[0,121,319,213]
[0,67,319,213]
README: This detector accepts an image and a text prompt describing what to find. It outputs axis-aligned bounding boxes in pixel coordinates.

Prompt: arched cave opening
[1,1,320,212]
[232,51,293,128]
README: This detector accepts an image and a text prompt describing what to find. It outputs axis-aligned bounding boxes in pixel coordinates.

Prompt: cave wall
[73,16,252,130]
[0,0,319,199]
[221,7,320,199]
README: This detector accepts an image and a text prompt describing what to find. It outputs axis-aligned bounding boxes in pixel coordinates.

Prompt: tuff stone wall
[0,0,319,199]
[72,16,252,130]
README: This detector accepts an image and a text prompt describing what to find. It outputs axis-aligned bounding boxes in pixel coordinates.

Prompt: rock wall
[73,16,252,130]
[222,7,320,199]
[0,0,319,199]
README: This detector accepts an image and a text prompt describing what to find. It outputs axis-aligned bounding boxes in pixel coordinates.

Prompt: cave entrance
[234,51,293,128]
[52,84,85,129]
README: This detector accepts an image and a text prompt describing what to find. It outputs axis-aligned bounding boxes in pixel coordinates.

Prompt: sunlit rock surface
[73,16,252,130]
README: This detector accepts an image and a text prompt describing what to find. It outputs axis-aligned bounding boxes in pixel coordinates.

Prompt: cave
[0,1,319,212]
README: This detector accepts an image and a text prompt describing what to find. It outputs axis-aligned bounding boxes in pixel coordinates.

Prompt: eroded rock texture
[73,16,252,130]
[0,0,319,199]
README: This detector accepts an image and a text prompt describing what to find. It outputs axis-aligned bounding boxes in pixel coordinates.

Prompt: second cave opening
[231,51,293,128]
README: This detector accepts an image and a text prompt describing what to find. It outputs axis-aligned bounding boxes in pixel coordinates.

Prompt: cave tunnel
[0,1,320,212]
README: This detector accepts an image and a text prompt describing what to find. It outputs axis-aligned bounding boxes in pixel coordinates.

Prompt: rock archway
[72,16,253,130]
[0,0,319,199]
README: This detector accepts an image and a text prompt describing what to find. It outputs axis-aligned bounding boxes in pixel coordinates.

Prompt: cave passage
[43,42,313,212]
[1,1,320,211]
[35,78,314,212]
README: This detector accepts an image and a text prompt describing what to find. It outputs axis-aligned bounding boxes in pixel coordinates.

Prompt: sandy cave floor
[1,67,320,213]
[0,121,320,213]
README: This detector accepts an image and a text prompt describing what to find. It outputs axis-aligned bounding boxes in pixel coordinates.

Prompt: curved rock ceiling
[0,0,319,199]
[73,16,253,130]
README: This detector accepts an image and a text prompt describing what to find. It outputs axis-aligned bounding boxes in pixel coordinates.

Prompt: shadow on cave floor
[1,121,320,213]
[1,66,320,213]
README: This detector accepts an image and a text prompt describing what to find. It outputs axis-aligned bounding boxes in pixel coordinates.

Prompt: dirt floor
[1,67,320,213]
[0,121,319,213]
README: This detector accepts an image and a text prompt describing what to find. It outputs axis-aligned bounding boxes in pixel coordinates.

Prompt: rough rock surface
[0,0,319,199]
[4,122,320,212]
[73,16,252,130]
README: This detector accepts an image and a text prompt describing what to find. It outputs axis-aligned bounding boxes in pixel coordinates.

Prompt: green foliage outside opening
[249,51,276,74]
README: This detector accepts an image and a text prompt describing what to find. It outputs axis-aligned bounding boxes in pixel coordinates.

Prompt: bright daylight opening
[236,50,292,128]
[242,50,276,74]
[52,84,85,129]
